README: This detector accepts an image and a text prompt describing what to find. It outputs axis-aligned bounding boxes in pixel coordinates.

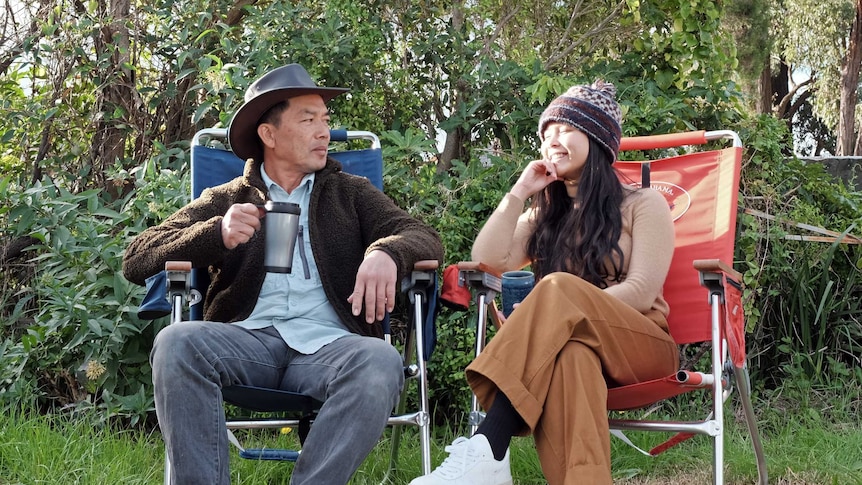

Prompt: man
[123,64,444,484]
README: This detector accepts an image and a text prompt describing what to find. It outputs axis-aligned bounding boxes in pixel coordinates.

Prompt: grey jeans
[150,322,404,485]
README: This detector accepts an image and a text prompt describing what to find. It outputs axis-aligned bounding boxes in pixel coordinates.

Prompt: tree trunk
[88,0,135,189]
[772,58,790,117]
[756,63,773,115]
[437,127,463,174]
[838,0,862,156]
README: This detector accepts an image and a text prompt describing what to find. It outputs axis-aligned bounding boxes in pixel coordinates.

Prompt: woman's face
[541,122,590,181]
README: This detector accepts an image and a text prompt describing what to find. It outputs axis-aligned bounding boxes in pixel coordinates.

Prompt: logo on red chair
[649,182,691,221]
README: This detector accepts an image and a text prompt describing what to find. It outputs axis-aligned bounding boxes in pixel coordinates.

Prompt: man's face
[258,94,331,174]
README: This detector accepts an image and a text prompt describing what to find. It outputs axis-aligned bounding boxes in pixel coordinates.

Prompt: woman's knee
[536,272,591,295]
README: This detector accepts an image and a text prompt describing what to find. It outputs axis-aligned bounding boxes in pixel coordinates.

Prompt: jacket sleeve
[358,182,444,279]
[122,187,233,286]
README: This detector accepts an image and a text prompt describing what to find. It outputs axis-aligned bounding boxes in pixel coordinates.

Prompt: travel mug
[501,270,535,318]
[263,201,301,273]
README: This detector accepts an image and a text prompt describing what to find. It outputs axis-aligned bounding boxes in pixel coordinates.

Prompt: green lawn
[1,408,860,484]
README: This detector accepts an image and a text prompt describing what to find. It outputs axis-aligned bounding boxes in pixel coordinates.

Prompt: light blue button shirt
[235,164,350,354]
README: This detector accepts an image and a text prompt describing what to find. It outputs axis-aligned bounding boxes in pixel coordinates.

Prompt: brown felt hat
[227,64,349,161]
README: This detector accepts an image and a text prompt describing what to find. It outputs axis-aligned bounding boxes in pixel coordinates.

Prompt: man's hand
[348,250,398,323]
[221,203,264,250]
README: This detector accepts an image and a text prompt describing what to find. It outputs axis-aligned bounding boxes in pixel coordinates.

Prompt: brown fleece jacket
[123,157,443,338]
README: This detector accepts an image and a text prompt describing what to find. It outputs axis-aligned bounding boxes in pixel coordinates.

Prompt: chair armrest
[456,262,504,329]
[165,261,192,272]
[402,260,439,302]
[693,259,742,285]
[165,261,193,294]
[456,261,502,279]
[413,259,439,272]
[456,261,503,294]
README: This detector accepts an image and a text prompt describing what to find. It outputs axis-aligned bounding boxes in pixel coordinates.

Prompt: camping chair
[457,129,768,484]
[137,127,438,483]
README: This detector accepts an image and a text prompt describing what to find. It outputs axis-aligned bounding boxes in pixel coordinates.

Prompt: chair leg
[163,445,172,485]
[385,288,433,481]
[712,432,723,485]
[412,292,433,476]
[469,293,491,435]
[386,387,410,480]
[734,365,769,485]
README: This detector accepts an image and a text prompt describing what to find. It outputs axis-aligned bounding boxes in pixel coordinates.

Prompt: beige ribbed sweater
[471,184,674,317]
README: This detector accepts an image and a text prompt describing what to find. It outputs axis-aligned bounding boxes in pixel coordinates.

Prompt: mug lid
[263,201,301,214]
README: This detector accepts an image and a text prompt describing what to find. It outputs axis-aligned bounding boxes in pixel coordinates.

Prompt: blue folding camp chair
[138,127,438,483]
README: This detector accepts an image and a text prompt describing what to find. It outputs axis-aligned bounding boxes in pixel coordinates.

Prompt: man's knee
[151,322,208,372]
[349,339,404,399]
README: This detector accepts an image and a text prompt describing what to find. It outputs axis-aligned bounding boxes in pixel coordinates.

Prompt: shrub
[0,151,187,425]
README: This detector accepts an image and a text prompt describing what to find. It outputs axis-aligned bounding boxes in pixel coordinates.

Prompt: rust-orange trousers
[466,272,679,485]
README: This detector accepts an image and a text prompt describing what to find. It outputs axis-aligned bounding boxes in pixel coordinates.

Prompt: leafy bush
[736,115,862,389]
[381,129,526,424]
[0,151,188,425]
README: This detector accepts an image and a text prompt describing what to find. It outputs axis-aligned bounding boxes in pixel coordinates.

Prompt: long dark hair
[526,138,625,287]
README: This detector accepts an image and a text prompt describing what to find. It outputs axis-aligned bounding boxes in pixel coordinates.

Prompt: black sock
[475,391,525,461]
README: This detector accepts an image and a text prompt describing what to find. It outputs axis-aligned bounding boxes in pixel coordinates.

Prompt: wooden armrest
[413,260,439,271]
[165,261,192,272]
[693,259,742,283]
[488,300,504,330]
[457,261,502,279]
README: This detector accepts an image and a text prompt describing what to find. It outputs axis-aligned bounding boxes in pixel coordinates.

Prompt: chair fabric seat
[222,385,322,414]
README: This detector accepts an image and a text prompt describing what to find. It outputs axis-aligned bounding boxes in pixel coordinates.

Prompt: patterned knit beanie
[538,81,622,161]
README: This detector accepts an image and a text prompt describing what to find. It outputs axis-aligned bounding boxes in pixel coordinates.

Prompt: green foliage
[605,0,744,136]
[0,151,187,423]
[735,114,862,388]
[2,0,861,433]
[381,128,525,420]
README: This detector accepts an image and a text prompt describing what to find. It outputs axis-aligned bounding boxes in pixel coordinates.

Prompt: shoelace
[430,437,477,478]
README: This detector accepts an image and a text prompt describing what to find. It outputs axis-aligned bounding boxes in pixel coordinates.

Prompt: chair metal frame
[457,130,768,485]
[150,128,437,483]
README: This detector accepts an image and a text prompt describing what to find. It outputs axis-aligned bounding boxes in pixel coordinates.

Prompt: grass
[1,402,861,485]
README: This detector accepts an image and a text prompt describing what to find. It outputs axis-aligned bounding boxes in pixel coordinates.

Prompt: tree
[777,0,861,155]
[0,0,774,422]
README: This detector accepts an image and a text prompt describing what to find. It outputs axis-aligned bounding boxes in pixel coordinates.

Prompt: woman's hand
[510,159,558,201]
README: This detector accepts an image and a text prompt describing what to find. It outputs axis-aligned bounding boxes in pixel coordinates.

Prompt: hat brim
[228,87,349,161]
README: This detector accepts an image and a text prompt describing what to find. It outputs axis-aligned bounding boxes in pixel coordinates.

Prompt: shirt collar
[260,163,316,197]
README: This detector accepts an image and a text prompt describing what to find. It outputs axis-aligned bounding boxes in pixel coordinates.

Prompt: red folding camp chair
[458,130,767,484]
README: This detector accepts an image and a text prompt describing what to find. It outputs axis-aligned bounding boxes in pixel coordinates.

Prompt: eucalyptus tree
[776,0,862,156]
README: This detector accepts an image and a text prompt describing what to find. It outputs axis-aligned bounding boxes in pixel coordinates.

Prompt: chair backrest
[615,130,743,345]
[187,127,384,320]
[190,128,383,198]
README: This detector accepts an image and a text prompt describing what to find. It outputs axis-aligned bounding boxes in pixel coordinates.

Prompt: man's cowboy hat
[228,64,349,161]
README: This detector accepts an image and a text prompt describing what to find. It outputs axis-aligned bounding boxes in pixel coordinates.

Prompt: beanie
[537,80,622,161]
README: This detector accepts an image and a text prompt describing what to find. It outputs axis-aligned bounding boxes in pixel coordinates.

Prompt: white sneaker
[409,434,512,485]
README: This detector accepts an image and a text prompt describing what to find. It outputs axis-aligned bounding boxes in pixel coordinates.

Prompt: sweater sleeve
[471,192,535,272]
[604,188,674,312]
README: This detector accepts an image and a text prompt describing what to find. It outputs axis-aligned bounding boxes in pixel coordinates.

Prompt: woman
[411,81,678,485]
